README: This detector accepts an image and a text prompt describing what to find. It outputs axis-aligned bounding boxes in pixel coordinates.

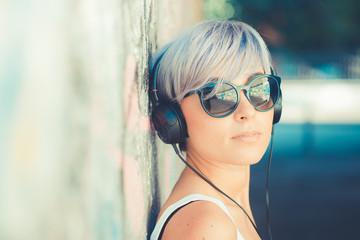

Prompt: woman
[149,20,282,240]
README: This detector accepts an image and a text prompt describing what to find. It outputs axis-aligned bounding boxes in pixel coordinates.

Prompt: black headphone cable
[266,130,274,240]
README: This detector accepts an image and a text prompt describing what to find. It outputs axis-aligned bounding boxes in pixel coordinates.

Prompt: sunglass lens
[200,83,237,116]
[249,76,278,110]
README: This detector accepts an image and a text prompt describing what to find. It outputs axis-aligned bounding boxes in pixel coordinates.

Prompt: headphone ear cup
[273,90,282,124]
[151,100,188,144]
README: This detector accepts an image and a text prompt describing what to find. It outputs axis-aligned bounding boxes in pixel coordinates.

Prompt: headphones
[149,52,282,145]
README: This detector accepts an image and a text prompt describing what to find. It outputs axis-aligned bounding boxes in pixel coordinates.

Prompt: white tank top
[150,194,244,240]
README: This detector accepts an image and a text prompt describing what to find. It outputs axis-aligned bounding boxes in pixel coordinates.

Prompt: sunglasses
[184,74,281,118]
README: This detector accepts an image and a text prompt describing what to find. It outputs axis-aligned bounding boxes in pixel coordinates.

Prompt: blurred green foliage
[204,0,360,52]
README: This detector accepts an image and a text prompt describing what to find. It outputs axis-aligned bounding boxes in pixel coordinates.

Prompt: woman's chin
[226,152,265,166]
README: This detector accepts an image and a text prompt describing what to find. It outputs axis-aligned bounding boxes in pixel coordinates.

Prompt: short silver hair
[153,20,273,103]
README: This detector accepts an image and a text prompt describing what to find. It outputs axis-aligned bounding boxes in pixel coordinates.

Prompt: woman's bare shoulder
[161,200,237,240]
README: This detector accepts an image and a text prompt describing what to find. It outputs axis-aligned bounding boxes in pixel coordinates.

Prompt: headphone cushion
[273,91,282,124]
[151,100,188,144]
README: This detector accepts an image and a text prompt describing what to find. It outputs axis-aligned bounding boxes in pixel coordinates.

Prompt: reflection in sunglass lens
[249,76,279,110]
[201,83,238,116]
[249,77,272,110]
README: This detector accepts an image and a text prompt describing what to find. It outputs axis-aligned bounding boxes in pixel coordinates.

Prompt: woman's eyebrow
[208,72,264,85]
[246,72,264,83]
[208,77,220,82]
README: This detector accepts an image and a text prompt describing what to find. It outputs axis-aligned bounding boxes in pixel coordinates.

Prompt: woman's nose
[232,90,256,121]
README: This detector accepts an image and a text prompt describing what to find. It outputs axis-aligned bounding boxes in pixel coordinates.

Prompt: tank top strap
[150,194,244,240]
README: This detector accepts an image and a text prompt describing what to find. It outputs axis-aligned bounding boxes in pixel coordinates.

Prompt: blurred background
[0,0,359,239]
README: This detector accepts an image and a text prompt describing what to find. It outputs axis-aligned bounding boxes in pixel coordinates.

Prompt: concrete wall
[0,0,201,239]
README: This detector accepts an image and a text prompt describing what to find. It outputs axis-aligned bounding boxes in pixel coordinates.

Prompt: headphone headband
[149,53,166,105]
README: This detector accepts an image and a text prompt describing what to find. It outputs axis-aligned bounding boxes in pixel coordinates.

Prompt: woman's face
[181,71,274,166]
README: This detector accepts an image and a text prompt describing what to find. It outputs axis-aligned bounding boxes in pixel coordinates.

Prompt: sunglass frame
[184,74,281,118]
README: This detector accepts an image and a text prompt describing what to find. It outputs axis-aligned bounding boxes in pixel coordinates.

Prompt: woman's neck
[183,153,251,207]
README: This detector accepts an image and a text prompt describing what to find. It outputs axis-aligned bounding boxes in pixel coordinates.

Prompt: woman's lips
[231,131,261,142]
